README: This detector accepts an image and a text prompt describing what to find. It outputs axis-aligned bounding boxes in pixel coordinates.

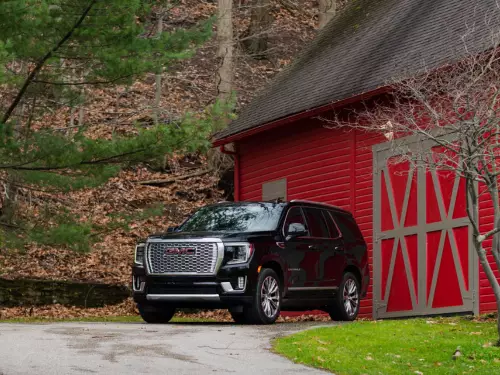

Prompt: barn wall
[352,131,384,317]
[236,114,500,318]
[237,118,381,318]
[478,187,500,314]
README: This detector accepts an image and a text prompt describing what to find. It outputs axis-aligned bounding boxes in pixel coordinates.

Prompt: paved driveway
[0,321,335,374]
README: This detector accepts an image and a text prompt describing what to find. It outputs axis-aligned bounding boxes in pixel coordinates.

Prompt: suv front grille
[147,242,218,274]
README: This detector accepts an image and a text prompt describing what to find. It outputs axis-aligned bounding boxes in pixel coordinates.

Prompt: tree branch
[32,73,136,86]
[1,0,97,125]
[478,227,500,243]
[136,169,212,186]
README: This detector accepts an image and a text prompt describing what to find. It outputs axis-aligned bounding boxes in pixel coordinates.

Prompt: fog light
[238,277,245,290]
[133,276,145,292]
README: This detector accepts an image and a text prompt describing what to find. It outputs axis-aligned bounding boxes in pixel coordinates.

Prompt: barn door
[373,139,477,319]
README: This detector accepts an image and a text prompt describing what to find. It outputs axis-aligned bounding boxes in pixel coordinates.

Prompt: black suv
[132,200,369,324]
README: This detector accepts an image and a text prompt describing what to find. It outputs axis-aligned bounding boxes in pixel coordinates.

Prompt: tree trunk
[476,241,500,342]
[1,179,18,224]
[319,0,336,29]
[78,89,85,126]
[243,0,272,58]
[216,0,233,102]
[497,300,500,345]
[153,10,165,125]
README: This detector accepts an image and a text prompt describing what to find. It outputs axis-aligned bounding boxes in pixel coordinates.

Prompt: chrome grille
[147,242,218,274]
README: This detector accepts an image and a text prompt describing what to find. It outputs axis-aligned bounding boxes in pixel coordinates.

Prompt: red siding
[236,114,499,317]
[237,118,381,318]
[478,187,500,314]
[353,131,384,318]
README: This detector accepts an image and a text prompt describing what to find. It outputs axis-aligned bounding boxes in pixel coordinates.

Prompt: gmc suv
[132,200,369,324]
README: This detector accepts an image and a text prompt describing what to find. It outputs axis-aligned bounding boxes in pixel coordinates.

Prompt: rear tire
[328,272,360,321]
[137,303,176,324]
[244,268,281,324]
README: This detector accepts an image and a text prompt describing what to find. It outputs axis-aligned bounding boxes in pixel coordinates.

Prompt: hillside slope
[0,1,327,285]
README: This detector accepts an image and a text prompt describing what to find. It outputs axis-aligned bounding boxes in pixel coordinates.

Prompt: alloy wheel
[343,278,359,317]
[260,275,280,318]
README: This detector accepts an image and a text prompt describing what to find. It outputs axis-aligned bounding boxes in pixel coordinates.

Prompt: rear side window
[303,207,329,238]
[333,212,364,244]
[322,210,341,239]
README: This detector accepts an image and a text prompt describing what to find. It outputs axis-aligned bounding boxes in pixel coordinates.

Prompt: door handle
[308,245,317,250]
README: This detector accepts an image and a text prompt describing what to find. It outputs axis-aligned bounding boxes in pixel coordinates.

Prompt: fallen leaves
[0,0,321,292]
[0,298,337,322]
[0,166,224,285]
[315,339,330,345]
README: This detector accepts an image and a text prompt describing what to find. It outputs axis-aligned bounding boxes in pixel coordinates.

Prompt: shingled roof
[215,0,500,142]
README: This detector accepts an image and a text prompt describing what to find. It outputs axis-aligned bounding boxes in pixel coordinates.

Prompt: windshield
[179,203,285,232]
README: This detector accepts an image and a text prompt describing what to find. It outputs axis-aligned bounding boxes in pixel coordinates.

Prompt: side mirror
[167,226,179,233]
[286,222,307,239]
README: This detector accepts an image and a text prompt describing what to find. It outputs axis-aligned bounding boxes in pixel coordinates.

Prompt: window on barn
[262,178,287,201]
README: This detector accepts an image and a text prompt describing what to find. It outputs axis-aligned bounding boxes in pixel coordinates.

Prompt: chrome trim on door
[287,286,337,291]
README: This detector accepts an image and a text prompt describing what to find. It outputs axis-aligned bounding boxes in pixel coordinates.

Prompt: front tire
[230,311,248,324]
[244,268,281,324]
[137,303,176,324]
[328,272,360,321]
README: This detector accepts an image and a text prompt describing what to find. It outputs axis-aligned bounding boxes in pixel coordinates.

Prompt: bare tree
[319,0,336,29]
[243,0,273,57]
[217,0,234,101]
[323,46,500,341]
[153,8,166,125]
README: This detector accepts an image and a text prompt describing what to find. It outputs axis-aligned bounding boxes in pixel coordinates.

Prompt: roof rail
[264,198,286,204]
[290,199,351,213]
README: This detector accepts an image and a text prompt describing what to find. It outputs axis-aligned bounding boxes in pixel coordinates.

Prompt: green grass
[274,317,500,375]
[0,315,216,324]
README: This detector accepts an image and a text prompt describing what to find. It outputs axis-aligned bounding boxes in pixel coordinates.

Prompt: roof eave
[212,86,391,147]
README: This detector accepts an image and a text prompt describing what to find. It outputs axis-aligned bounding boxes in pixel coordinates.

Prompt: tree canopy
[0,0,215,250]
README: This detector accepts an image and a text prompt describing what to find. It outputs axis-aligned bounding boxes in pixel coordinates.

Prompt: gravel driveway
[0,321,335,374]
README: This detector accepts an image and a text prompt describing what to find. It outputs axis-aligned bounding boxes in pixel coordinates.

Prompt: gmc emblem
[165,247,196,255]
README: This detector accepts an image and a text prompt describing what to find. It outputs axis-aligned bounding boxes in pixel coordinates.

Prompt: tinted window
[303,207,329,238]
[323,210,341,238]
[180,203,285,232]
[283,207,306,234]
[333,212,364,244]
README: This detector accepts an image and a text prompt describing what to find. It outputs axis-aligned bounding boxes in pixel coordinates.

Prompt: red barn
[214,0,500,319]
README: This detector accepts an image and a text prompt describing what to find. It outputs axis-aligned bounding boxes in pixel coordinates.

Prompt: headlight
[134,243,146,266]
[225,242,254,264]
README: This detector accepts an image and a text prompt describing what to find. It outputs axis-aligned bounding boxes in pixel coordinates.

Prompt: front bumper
[132,263,256,307]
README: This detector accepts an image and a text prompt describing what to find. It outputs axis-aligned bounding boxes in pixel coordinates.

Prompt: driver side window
[283,207,307,235]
